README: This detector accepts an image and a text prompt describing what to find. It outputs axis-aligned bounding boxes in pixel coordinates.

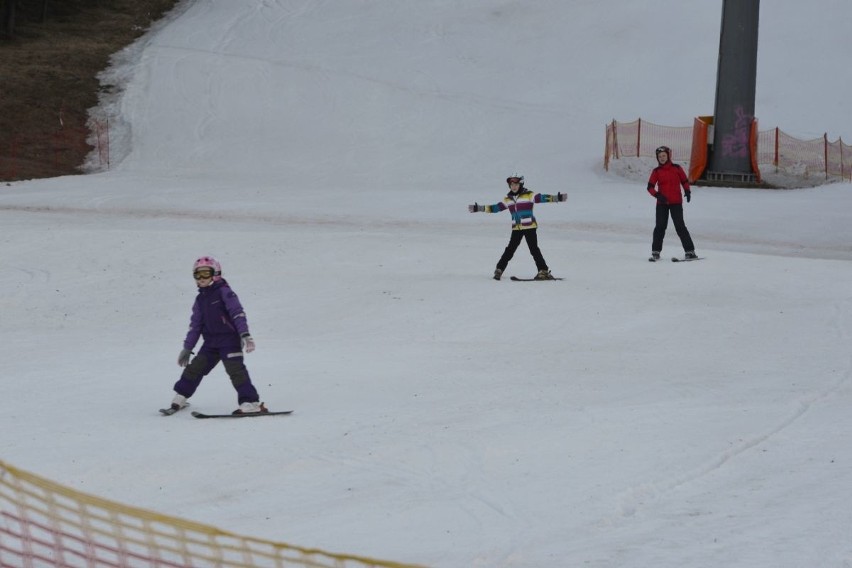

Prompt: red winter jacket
[647,161,690,205]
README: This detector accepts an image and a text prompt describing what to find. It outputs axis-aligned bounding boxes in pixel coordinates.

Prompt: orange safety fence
[750,120,761,183]
[605,118,852,183]
[0,458,427,568]
[688,117,709,182]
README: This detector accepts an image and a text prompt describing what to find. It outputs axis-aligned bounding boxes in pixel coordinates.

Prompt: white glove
[177,348,192,367]
[241,333,256,353]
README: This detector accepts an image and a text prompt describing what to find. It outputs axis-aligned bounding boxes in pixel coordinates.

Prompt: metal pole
[707,0,760,183]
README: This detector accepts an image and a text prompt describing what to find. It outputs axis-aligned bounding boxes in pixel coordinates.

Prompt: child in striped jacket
[469,174,567,280]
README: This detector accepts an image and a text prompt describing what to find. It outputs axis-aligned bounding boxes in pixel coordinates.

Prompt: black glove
[655,192,668,204]
[557,192,567,202]
[468,202,485,213]
[685,190,691,203]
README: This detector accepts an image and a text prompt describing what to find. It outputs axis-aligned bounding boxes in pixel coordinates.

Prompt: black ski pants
[496,228,548,272]
[652,204,695,253]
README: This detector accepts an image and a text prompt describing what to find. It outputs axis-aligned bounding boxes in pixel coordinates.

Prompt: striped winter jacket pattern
[484,189,561,230]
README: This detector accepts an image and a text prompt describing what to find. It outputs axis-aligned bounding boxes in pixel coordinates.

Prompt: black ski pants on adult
[652,203,695,253]
[496,228,548,271]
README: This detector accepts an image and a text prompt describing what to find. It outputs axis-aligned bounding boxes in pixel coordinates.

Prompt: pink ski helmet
[193,256,222,281]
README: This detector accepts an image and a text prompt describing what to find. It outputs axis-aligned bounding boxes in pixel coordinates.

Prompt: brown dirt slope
[0,0,179,181]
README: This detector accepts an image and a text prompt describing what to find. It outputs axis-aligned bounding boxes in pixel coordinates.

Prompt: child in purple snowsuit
[168,256,266,415]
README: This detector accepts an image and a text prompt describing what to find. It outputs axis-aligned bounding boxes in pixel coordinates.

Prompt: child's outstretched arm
[468,201,507,213]
[535,192,567,204]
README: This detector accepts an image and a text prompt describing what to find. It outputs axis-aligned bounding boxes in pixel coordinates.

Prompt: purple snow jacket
[182,279,250,350]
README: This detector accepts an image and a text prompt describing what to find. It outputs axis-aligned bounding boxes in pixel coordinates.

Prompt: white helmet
[506,173,524,186]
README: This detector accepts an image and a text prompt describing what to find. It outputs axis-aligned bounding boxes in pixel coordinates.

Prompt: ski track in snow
[607,294,852,526]
[4,202,851,261]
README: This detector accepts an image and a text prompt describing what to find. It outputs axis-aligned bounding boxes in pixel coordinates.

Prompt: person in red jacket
[646,146,697,261]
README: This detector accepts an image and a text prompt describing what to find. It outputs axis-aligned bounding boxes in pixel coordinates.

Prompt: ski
[671,257,704,262]
[191,410,293,419]
[159,404,189,416]
[510,276,564,281]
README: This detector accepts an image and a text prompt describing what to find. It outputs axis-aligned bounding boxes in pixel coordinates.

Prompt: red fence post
[636,118,642,157]
[613,120,620,160]
[774,127,779,169]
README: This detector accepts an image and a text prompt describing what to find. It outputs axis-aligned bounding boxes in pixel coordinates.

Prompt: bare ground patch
[0,0,179,181]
